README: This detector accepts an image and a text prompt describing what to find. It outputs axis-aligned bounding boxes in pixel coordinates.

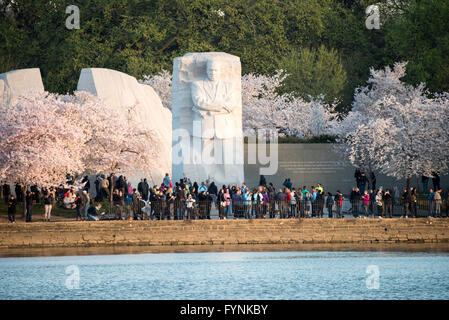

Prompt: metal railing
[108,196,448,220]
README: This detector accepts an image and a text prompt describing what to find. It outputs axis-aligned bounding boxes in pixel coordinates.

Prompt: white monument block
[77,68,172,186]
[172,52,244,186]
[0,68,45,105]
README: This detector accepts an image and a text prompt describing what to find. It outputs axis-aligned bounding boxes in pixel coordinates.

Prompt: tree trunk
[109,173,114,215]
[406,177,411,191]
[368,169,374,190]
[22,185,27,218]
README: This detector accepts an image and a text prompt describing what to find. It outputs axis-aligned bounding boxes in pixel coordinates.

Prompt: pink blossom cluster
[335,62,449,179]
[0,91,161,188]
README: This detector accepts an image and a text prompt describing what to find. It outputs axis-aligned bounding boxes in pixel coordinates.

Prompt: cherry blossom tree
[73,91,162,211]
[336,62,449,188]
[141,69,337,138]
[72,91,161,179]
[241,71,288,136]
[242,71,337,138]
[0,92,85,188]
[0,90,162,213]
[0,91,87,216]
[140,69,172,109]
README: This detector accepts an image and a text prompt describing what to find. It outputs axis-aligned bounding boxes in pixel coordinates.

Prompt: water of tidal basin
[1,251,449,300]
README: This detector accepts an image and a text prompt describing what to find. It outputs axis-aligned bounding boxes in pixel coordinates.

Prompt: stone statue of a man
[191,59,237,145]
[172,52,244,185]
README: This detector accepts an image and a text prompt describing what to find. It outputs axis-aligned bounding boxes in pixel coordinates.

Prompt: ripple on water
[0,251,449,299]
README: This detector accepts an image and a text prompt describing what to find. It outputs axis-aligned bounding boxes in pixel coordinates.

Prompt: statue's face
[206,60,221,81]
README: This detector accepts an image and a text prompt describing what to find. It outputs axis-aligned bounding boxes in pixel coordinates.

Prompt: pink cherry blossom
[0,91,161,188]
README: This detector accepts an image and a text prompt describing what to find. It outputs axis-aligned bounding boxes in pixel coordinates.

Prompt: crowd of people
[1,171,448,223]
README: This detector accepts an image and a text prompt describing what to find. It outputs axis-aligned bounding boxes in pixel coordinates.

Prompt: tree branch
[157,35,178,52]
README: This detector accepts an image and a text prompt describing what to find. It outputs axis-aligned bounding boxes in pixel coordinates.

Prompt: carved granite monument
[172,52,244,185]
[0,68,45,105]
[77,68,172,186]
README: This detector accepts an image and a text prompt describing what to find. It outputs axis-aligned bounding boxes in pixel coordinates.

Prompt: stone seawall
[1,219,449,250]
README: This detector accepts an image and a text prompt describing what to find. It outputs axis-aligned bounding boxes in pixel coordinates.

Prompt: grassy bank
[0,199,113,221]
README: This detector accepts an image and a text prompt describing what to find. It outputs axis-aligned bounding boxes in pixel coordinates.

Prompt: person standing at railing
[434,189,442,218]
[304,192,312,218]
[197,190,207,219]
[375,188,383,219]
[154,190,163,220]
[369,189,375,216]
[132,189,142,220]
[166,188,175,220]
[205,192,213,219]
[316,189,324,218]
[350,187,361,218]
[176,186,187,220]
[268,184,276,219]
[362,190,370,218]
[7,194,16,223]
[82,190,91,221]
[296,188,304,218]
[334,191,343,218]
[231,189,243,218]
[401,188,410,218]
[290,188,297,218]
[74,193,82,221]
[185,194,196,220]
[223,188,231,219]
[217,186,226,219]
[302,186,309,217]
[159,191,167,220]
[326,192,333,218]
[251,188,258,218]
[383,189,393,218]
[428,188,435,218]
[311,187,317,217]
[275,188,286,218]
[285,188,292,218]
[43,188,54,222]
[410,188,417,218]
[442,189,449,218]
[25,191,34,222]
[243,189,252,219]
[261,189,269,218]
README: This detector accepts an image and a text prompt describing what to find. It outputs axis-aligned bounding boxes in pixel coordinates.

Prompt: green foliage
[384,0,449,94]
[0,0,447,112]
[278,45,347,104]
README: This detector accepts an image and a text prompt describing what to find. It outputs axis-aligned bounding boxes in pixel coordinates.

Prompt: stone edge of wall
[1,219,448,249]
